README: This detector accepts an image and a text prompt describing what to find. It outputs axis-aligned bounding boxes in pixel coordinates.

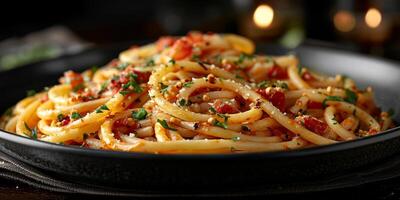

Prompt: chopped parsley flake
[146,59,155,67]
[178,99,186,107]
[132,108,148,120]
[322,96,344,108]
[168,59,176,65]
[209,106,217,114]
[235,53,254,64]
[119,74,143,95]
[182,81,193,88]
[257,80,288,89]
[71,112,82,120]
[96,105,109,113]
[157,119,177,131]
[344,89,358,105]
[159,82,169,94]
[31,127,38,139]
[217,113,229,123]
[57,114,65,122]
[212,120,228,129]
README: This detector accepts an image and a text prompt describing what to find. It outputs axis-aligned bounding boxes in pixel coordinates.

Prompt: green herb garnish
[344,89,358,104]
[157,119,177,131]
[160,82,169,94]
[57,114,65,122]
[182,81,193,88]
[257,80,288,89]
[96,105,109,113]
[212,120,228,129]
[146,59,155,67]
[235,53,254,64]
[168,59,176,65]
[132,108,148,120]
[322,96,344,108]
[209,106,217,114]
[178,99,187,107]
[31,127,38,139]
[71,112,82,120]
[119,74,142,95]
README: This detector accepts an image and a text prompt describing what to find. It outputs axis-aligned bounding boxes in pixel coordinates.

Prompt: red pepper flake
[303,116,327,135]
[302,71,315,81]
[307,101,323,109]
[267,66,288,80]
[256,88,286,112]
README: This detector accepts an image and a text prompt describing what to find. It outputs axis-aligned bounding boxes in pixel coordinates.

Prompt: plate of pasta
[0,32,399,189]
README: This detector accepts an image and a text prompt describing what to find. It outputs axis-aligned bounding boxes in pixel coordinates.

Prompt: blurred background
[0,0,399,71]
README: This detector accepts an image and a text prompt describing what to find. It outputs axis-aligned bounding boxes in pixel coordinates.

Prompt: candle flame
[333,11,355,32]
[365,8,382,28]
[253,4,274,28]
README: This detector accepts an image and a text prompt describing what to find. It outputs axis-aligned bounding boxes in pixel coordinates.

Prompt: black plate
[0,43,399,192]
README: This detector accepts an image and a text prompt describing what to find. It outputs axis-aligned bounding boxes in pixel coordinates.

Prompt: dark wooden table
[1,177,400,200]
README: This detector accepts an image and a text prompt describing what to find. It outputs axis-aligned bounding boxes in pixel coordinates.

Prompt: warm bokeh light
[365,8,382,28]
[333,11,356,32]
[253,4,274,28]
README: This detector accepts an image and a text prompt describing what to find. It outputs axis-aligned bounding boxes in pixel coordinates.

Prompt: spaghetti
[0,32,395,154]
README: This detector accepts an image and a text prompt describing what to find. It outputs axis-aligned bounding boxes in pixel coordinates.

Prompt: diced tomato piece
[234,95,247,108]
[256,88,286,112]
[62,71,84,89]
[368,129,378,135]
[169,39,193,60]
[307,101,323,109]
[156,36,176,51]
[267,66,288,80]
[112,118,139,139]
[303,116,327,135]
[119,75,130,84]
[130,70,151,84]
[214,99,239,114]
[61,116,71,126]
[302,71,315,81]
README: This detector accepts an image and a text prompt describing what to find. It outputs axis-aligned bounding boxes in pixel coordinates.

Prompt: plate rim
[0,43,399,160]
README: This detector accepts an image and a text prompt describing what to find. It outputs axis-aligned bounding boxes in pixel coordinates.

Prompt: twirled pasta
[0,32,395,154]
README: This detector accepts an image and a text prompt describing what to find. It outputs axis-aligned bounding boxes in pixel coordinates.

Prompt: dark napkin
[2,150,400,197]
